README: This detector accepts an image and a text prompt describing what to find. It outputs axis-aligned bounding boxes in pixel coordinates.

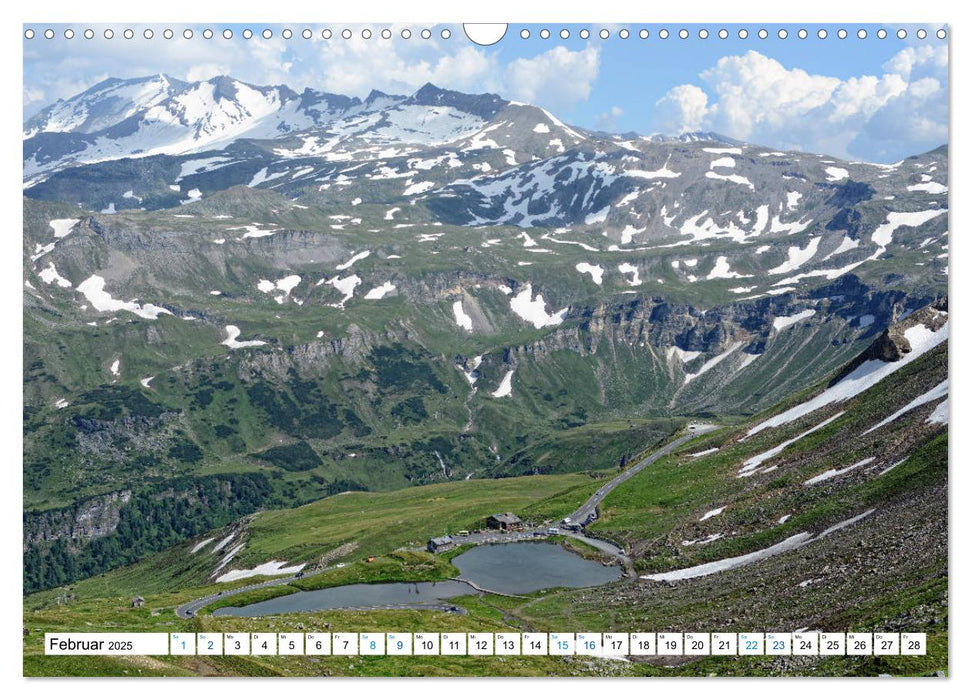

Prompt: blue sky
[23,23,948,162]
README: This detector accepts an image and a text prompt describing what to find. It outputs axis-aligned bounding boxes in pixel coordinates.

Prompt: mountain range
[22,75,948,615]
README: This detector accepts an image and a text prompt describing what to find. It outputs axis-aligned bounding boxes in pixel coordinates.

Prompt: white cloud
[186,63,231,82]
[23,86,45,108]
[883,45,948,81]
[503,46,600,112]
[654,46,947,162]
[595,105,623,131]
[655,84,709,134]
[306,39,497,97]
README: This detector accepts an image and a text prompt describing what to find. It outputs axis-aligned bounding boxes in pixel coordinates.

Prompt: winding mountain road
[566,423,720,526]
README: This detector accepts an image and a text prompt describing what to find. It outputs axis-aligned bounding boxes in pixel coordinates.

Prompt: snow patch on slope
[491,369,515,398]
[452,300,474,331]
[216,560,306,583]
[509,284,568,329]
[77,275,172,320]
[747,321,948,438]
[773,309,816,332]
[861,380,948,435]
[364,281,395,300]
[221,325,266,349]
[575,262,604,285]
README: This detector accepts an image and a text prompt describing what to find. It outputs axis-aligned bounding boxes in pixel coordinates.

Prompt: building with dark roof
[427,535,456,553]
[487,512,523,531]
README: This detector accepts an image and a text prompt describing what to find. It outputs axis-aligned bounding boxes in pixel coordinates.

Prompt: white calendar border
[5,1,967,700]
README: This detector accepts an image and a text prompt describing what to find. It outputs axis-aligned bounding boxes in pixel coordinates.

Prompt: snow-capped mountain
[22,77,517,185]
[23,75,949,302]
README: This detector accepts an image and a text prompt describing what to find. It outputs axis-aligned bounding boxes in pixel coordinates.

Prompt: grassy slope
[26,472,596,603]
[23,355,949,677]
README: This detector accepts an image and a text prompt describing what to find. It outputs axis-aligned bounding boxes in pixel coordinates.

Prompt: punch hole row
[23,27,452,40]
[23,26,947,41]
[517,27,944,40]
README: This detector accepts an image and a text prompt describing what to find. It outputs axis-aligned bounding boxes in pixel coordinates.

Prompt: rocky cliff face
[24,490,131,550]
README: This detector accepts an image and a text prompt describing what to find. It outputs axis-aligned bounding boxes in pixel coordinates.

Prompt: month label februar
[44,633,169,656]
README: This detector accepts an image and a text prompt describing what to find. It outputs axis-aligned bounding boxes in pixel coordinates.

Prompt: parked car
[547,527,560,535]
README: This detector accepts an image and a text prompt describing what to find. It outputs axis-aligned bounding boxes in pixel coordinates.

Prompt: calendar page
[21,19,949,681]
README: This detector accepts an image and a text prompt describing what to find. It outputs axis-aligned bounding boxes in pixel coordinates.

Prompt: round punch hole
[381,29,391,39]
[579,29,590,39]
[560,29,569,39]
[143,29,153,39]
[362,29,371,39]
[798,28,808,39]
[877,28,887,39]
[679,29,689,39]
[84,29,94,39]
[778,29,788,39]
[44,28,54,39]
[638,29,648,39]
[659,28,669,39]
[897,29,907,39]
[758,28,768,39]
[857,29,867,39]
[342,29,352,39]
[837,28,847,39]
[242,28,253,39]
[937,29,947,39]
[817,28,827,39]
[302,29,312,39]
[738,28,748,39]
[64,29,75,39]
[441,28,451,39]
[24,29,34,39]
[203,29,213,39]
[262,29,272,39]
[520,29,529,39]
[540,29,550,39]
[222,29,232,39]
[163,29,173,39]
[600,29,609,39]
[698,29,709,39]
[322,29,332,39]
[124,28,134,39]
[619,28,630,39]
[401,28,412,39]
[104,29,114,39]
[282,28,292,39]
[718,29,728,39]
[421,28,431,39]
[916,28,927,39]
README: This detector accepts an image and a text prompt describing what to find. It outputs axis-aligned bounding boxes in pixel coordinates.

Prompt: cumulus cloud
[654,46,947,162]
[503,46,600,112]
[655,85,709,134]
[297,36,499,97]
